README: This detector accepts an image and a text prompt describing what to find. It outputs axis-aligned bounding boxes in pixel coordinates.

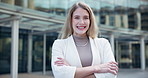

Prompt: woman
[51,1,118,78]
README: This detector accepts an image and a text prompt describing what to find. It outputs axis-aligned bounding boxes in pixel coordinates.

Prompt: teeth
[77,26,86,29]
[78,27,85,28]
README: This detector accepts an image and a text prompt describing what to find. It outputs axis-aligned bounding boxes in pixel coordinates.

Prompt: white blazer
[51,35,116,78]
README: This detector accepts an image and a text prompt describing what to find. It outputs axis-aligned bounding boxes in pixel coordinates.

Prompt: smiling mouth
[77,26,86,30]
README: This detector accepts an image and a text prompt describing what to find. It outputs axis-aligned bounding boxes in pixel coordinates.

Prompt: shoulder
[52,37,70,46]
[54,39,65,43]
[94,37,109,43]
[52,39,66,50]
[53,38,67,45]
[93,37,111,47]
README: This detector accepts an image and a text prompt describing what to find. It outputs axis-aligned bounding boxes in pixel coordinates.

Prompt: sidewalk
[0,69,148,78]
[0,71,54,78]
[117,69,148,78]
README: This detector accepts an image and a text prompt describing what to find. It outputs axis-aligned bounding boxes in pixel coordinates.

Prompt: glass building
[0,0,148,78]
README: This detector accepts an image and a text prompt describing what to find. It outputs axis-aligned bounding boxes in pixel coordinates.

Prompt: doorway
[116,40,141,68]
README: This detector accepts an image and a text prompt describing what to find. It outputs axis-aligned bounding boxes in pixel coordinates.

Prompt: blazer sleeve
[94,38,117,78]
[51,40,76,78]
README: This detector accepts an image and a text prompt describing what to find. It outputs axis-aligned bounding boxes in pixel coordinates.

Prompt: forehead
[73,7,89,16]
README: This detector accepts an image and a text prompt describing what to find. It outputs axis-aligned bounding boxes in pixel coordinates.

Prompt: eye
[73,15,80,19]
[84,16,89,19]
[74,17,79,19]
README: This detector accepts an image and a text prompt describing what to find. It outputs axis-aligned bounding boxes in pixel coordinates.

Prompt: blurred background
[0,0,148,78]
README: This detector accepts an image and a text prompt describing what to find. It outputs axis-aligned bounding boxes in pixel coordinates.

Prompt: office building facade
[0,0,148,78]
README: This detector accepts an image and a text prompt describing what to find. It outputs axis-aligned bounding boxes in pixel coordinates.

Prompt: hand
[54,57,70,66]
[93,61,118,75]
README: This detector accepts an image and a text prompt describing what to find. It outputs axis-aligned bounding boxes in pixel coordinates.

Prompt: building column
[22,0,28,8]
[115,40,119,63]
[110,33,115,54]
[28,0,35,9]
[27,33,32,73]
[140,36,145,70]
[136,12,141,30]
[115,14,121,27]
[11,16,20,78]
[105,15,109,25]
[146,45,148,68]
[123,14,128,28]
[95,15,99,25]
[1,0,14,5]
[98,15,101,25]
[43,34,46,75]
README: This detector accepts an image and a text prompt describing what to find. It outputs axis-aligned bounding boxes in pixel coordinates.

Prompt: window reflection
[117,41,141,68]
[0,36,11,74]
[146,42,148,67]
[0,0,147,31]
[32,35,43,71]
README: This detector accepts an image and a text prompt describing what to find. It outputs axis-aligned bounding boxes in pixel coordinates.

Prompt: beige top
[73,35,92,67]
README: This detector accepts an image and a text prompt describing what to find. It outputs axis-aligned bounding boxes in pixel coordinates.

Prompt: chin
[77,33,87,36]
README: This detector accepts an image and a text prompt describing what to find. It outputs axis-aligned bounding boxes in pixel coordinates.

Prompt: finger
[55,62,64,65]
[57,64,64,66]
[56,57,70,66]
[59,58,70,66]
[55,62,65,66]
[108,68,117,75]
[54,60,62,63]
[110,61,118,65]
[56,58,64,62]
[54,61,64,65]
[109,61,117,65]
[57,57,63,60]
[54,60,63,64]
[109,66,118,74]
[110,63,118,73]
[60,58,65,62]
[110,63,118,68]
[110,66,118,72]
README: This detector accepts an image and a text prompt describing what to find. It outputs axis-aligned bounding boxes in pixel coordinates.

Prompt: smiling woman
[51,1,118,78]
[72,7,90,37]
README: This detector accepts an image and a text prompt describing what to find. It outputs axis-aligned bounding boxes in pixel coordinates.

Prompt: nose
[79,19,84,24]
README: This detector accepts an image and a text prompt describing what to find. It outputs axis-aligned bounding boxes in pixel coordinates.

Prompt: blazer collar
[67,35,82,67]
[67,35,100,67]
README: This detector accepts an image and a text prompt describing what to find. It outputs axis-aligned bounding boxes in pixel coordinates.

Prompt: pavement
[0,69,148,78]
[117,69,148,78]
[0,71,54,78]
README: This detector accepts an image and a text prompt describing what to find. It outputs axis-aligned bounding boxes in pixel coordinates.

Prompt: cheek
[86,20,90,26]
[72,19,78,26]
[72,20,76,30]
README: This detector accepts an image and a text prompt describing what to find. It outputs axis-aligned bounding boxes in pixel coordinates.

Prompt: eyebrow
[73,14,89,17]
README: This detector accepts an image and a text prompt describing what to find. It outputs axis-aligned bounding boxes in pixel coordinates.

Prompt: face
[72,7,90,37]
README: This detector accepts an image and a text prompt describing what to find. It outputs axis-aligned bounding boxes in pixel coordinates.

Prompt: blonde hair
[59,1,99,39]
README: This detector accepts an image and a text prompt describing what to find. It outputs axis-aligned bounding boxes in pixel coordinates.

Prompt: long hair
[59,1,99,39]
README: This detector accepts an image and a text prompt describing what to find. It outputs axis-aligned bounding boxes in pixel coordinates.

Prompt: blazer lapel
[89,37,101,65]
[65,36,101,67]
[65,35,82,67]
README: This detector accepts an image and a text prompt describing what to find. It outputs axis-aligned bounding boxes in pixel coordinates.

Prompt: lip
[76,26,86,30]
[77,26,86,27]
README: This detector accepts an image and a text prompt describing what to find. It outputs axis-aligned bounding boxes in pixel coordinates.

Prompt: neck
[73,33,87,38]
[73,35,89,47]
